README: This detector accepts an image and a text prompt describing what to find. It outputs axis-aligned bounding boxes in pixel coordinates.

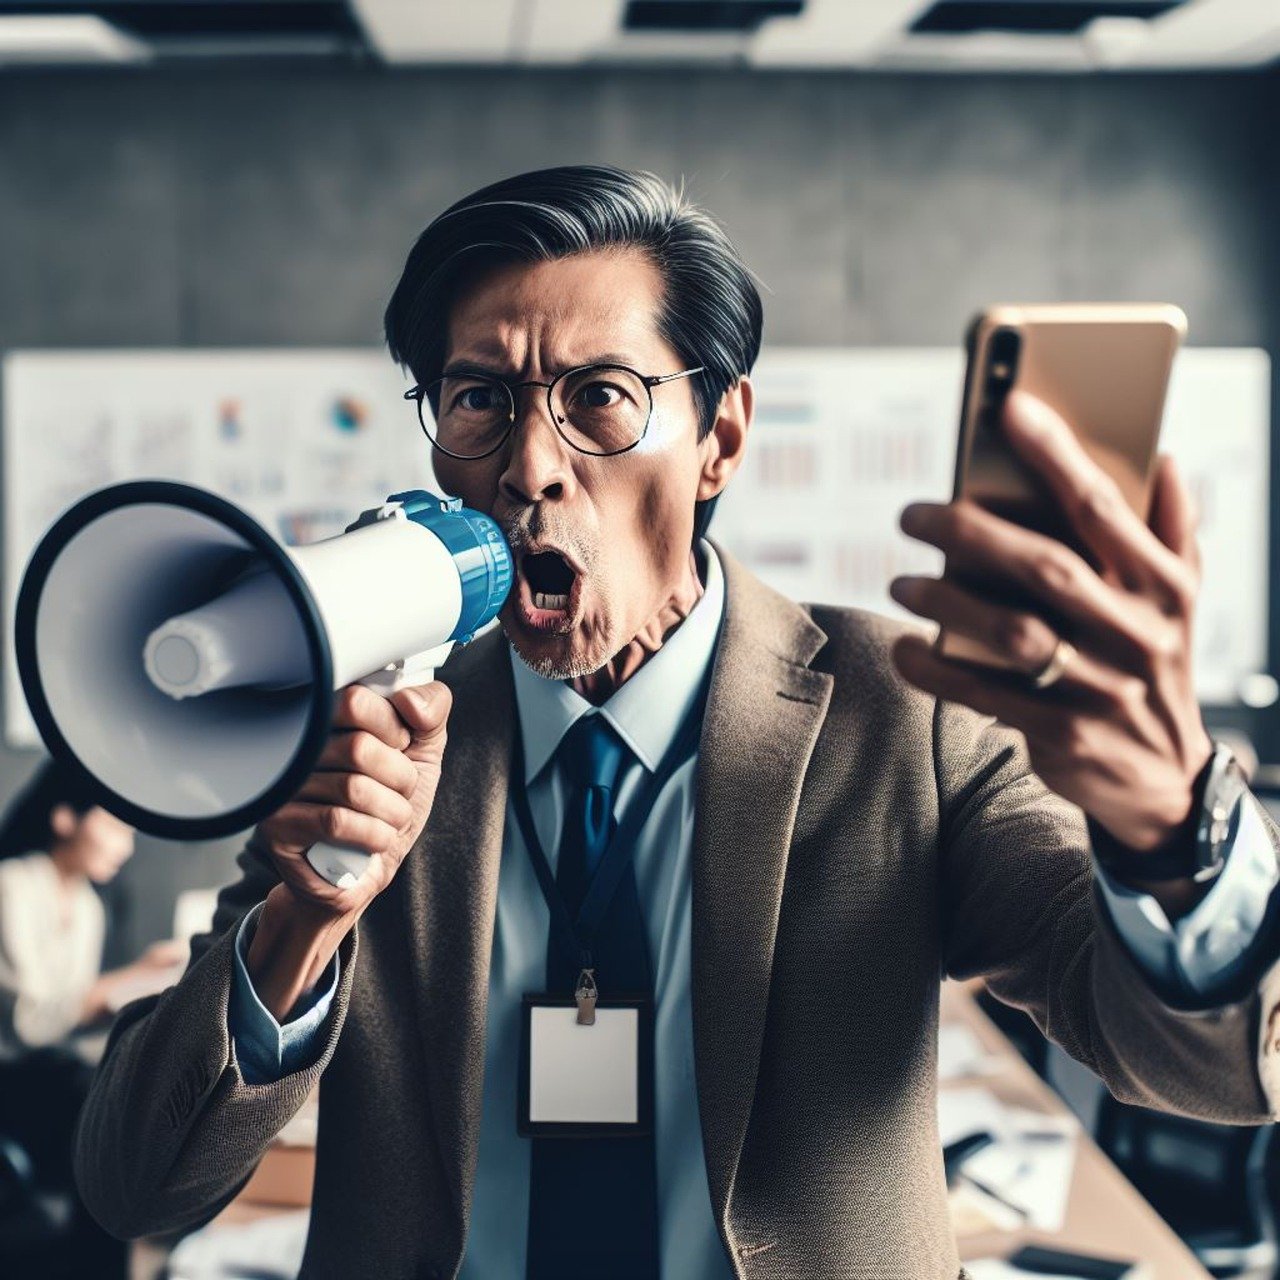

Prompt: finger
[317,730,420,799]
[900,499,1148,654]
[1147,454,1200,570]
[332,684,411,750]
[294,771,416,831]
[890,575,1060,676]
[268,801,400,855]
[894,593,1140,725]
[1001,390,1188,596]
[389,682,452,763]
[891,634,1062,740]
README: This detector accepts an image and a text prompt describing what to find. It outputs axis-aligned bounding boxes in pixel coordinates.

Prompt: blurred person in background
[0,761,181,1278]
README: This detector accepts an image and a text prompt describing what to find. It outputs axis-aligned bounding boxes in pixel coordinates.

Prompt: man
[75,166,1280,1280]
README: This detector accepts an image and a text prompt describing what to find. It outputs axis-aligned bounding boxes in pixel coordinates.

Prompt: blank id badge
[518,994,654,1138]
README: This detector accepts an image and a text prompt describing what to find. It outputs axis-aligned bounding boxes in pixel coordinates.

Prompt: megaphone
[14,481,512,887]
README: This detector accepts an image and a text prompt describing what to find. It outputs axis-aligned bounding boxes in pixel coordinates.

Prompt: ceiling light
[0,15,150,65]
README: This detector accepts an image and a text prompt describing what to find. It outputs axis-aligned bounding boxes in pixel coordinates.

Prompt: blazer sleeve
[935,695,1278,1125]
[72,838,358,1240]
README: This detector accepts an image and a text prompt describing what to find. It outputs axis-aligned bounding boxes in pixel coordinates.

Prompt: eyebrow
[440,352,643,380]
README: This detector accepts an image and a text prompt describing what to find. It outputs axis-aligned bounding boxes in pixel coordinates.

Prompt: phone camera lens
[988,329,1021,387]
[982,326,1021,419]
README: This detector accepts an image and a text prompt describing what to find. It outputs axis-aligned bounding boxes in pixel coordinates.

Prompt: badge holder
[518,988,654,1139]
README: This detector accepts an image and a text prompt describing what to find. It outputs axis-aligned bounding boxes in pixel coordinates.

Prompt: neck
[571,549,704,706]
[49,844,85,895]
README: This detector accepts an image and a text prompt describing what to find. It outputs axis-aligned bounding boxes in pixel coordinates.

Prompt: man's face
[433,250,710,679]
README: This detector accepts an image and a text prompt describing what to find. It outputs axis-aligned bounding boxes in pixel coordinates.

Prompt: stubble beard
[509,638,604,683]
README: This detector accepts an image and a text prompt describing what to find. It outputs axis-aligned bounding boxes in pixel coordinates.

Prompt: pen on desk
[959,1172,1030,1222]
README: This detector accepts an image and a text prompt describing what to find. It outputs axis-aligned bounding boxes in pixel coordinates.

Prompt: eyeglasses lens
[551,366,650,456]
[423,377,514,458]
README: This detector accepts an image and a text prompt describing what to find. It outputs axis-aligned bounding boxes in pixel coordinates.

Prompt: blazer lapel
[399,631,514,1243]
[693,545,834,1226]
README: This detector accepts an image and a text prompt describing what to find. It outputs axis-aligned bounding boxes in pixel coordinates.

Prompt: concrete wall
[2,65,1277,951]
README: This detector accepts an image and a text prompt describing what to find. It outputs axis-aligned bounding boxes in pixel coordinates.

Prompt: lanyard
[510,685,707,1002]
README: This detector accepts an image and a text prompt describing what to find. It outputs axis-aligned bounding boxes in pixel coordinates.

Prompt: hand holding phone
[888,302,1213,865]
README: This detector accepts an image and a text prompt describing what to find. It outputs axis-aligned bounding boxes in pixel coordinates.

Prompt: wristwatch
[1089,741,1250,884]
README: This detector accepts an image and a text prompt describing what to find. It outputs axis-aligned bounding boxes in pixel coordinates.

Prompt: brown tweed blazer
[75,547,1277,1279]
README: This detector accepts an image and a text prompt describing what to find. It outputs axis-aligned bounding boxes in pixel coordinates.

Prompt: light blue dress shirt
[230,542,1278,1275]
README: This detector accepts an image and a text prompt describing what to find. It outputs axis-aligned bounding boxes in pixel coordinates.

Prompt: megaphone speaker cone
[15,481,334,840]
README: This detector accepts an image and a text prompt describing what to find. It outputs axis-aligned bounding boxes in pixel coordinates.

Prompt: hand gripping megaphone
[14,481,512,887]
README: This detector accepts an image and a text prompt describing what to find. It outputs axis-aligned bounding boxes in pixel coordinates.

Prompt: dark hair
[0,761,101,861]
[384,165,763,540]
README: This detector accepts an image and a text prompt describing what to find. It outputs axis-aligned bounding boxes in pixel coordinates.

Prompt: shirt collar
[509,542,725,784]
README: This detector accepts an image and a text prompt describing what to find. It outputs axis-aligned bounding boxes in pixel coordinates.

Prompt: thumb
[389,681,453,766]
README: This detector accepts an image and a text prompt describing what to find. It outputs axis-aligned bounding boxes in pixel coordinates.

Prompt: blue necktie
[527,714,659,1279]
[555,713,628,910]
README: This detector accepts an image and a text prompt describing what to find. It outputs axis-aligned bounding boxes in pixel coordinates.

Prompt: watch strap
[1090,744,1241,884]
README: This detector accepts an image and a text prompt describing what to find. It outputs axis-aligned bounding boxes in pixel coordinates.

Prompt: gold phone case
[939,302,1187,671]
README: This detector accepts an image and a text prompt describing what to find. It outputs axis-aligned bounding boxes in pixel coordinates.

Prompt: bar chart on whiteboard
[713,347,1270,706]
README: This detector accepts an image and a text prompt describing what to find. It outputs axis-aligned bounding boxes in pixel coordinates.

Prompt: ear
[696,376,752,503]
[49,804,78,841]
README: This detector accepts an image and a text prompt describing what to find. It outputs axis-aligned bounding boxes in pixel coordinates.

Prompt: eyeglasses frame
[403,362,706,461]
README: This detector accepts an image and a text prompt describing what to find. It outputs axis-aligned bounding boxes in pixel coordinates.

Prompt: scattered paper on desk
[963,1131,1076,1231]
[168,1208,309,1280]
[939,1088,1077,1232]
[939,1024,1003,1080]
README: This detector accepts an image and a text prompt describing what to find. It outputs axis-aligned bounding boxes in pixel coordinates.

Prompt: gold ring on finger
[1030,637,1076,690]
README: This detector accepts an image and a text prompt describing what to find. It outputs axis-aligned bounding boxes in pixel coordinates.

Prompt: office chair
[1095,1095,1278,1279]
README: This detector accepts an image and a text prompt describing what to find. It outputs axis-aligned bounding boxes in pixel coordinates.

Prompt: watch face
[1196,745,1249,879]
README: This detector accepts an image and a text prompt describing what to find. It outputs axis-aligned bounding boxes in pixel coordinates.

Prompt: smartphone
[938,302,1187,671]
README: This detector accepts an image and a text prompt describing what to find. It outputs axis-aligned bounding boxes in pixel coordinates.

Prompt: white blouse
[0,852,103,1058]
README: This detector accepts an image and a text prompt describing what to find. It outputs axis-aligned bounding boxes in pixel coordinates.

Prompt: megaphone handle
[305,843,376,890]
[305,643,455,890]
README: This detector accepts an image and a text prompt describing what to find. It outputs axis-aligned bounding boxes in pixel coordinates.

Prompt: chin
[505,611,612,682]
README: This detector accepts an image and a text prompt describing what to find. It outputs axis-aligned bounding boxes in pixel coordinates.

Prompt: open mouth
[516,547,582,632]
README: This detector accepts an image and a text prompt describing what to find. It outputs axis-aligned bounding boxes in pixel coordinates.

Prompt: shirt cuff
[229,903,340,1085]
[1095,792,1280,1003]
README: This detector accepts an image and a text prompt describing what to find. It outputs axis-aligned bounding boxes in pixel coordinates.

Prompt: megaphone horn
[15,481,513,888]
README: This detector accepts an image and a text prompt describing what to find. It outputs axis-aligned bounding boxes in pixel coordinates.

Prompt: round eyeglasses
[404,362,706,460]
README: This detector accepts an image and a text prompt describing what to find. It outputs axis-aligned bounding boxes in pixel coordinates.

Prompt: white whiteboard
[3,345,1270,747]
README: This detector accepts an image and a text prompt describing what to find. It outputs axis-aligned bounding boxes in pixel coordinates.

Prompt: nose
[498,387,576,507]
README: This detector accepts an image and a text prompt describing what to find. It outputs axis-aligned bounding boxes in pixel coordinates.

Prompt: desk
[943,981,1211,1279]
[137,989,1210,1279]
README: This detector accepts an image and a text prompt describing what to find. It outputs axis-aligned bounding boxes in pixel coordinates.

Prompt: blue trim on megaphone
[390,491,514,643]
[14,480,335,843]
